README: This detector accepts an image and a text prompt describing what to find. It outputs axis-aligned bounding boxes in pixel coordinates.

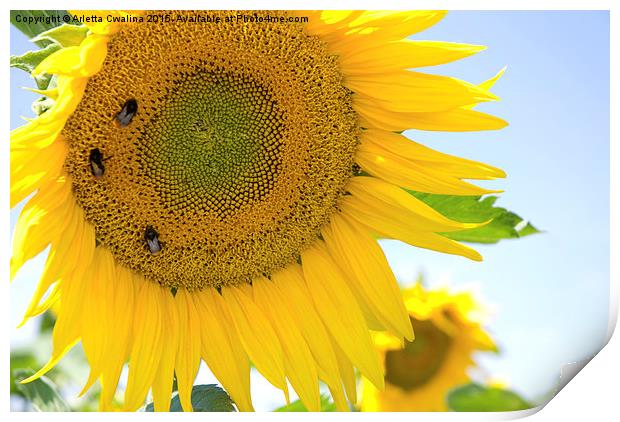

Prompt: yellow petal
[464,66,507,109]
[339,40,486,74]
[11,76,85,154]
[11,123,63,164]
[151,285,179,412]
[271,265,349,412]
[340,197,483,262]
[11,78,83,159]
[22,86,59,100]
[345,176,486,232]
[174,289,202,412]
[194,289,254,412]
[99,265,136,410]
[21,217,94,384]
[356,130,504,195]
[355,97,508,132]
[479,66,507,94]
[69,10,142,35]
[301,243,384,389]
[349,11,447,38]
[253,277,321,412]
[221,286,288,394]
[356,144,500,196]
[303,11,367,43]
[328,11,447,52]
[34,34,108,78]
[80,247,116,395]
[123,281,164,411]
[62,206,96,276]
[10,175,73,279]
[302,10,359,31]
[10,140,68,209]
[18,200,78,326]
[347,70,498,113]
[330,337,358,405]
[322,213,413,341]
[363,129,505,179]
[28,284,61,318]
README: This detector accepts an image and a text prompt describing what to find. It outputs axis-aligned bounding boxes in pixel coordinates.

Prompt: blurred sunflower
[361,283,497,411]
[11,10,506,412]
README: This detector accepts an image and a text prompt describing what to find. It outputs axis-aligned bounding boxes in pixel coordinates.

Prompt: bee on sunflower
[11,10,507,411]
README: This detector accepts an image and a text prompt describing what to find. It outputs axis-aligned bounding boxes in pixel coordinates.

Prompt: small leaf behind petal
[13,369,71,412]
[145,384,236,412]
[409,192,541,244]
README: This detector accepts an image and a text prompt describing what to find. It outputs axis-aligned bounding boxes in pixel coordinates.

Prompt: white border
[3,1,617,421]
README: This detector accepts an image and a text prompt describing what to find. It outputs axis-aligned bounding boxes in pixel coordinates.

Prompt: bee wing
[116,110,134,127]
[117,100,137,127]
[147,237,162,254]
[91,162,104,177]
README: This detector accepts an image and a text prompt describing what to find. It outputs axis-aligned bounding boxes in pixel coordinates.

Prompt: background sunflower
[360,283,498,411]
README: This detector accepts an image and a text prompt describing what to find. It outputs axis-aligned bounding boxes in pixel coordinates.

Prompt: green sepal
[31,96,55,116]
[31,23,89,47]
[10,10,70,47]
[10,44,61,90]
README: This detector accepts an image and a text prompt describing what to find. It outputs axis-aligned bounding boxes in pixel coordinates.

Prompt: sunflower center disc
[384,318,453,390]
[63,11,359,289]
[144,72,285,219]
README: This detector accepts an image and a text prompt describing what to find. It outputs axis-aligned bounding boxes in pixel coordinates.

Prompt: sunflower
[360,283,497,412]
[11,10,506,412]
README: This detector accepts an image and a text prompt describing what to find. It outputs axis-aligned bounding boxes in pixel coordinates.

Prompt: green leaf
[447,383,532,412]
[145,384,236,412]
[410,192,540,244]
[10,43,61,90]
[31,24,89,47]
[10,10,70,47]
[39,311,57,333]
[10,44,61,73]
[10,352,39,396]
[275,394,338,412]
[12,369,71,412]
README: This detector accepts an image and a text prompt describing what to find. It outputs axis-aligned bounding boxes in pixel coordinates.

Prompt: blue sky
[9,11,610,408]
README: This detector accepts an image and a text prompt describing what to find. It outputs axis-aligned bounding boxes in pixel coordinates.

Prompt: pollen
[62,11,360,289]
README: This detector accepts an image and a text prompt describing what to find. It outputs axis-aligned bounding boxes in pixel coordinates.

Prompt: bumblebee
[144,225,162,255]
[89,148,111,178]
[116,99,138,127]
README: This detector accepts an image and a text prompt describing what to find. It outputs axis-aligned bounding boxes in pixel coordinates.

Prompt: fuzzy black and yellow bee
[89,148,112,178]
[116,99,138,127]
[144,225,162,255]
